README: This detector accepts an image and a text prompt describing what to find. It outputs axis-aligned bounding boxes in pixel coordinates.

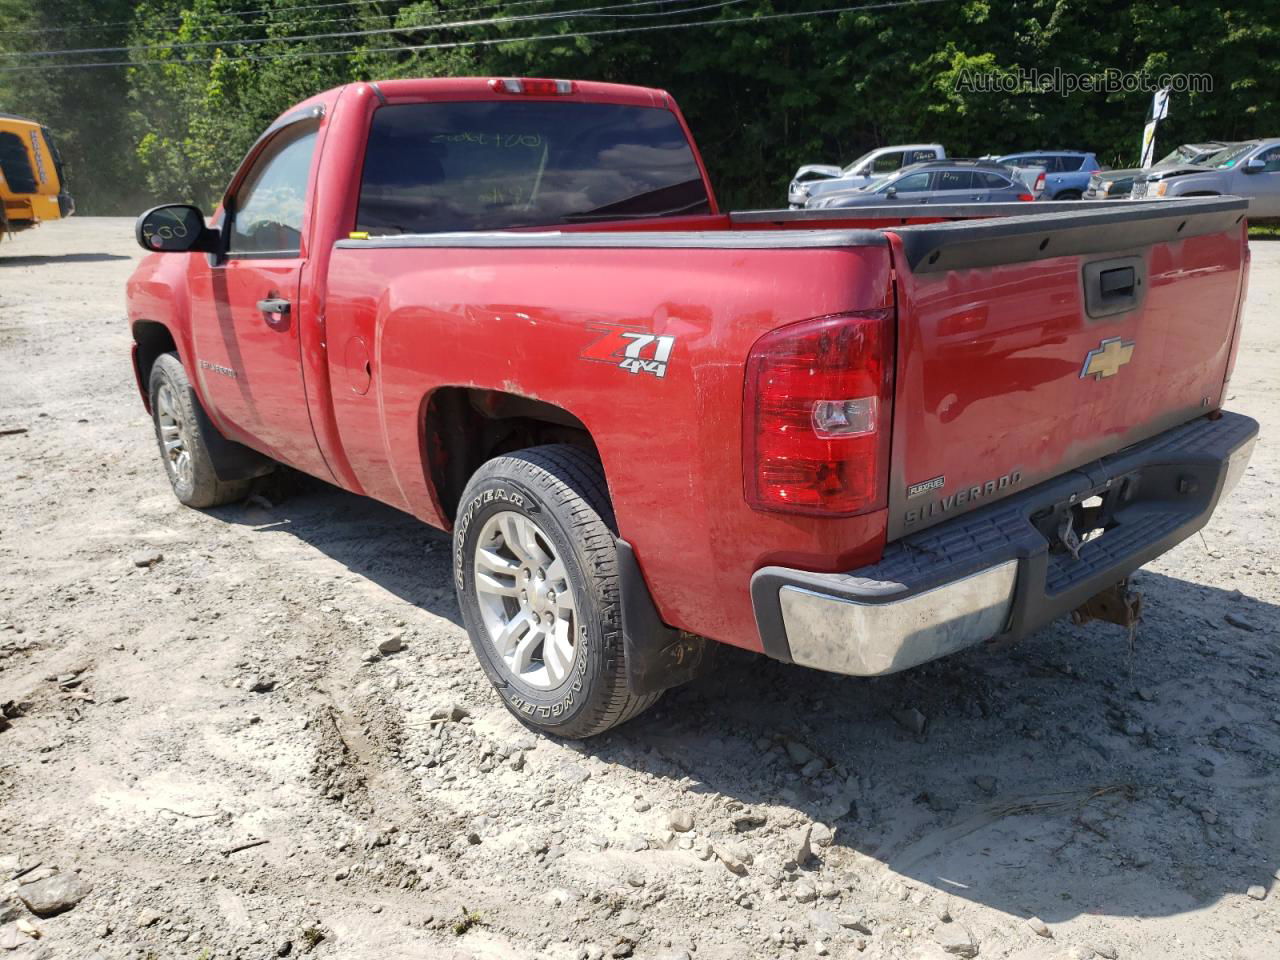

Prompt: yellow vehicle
[1,112,73,236]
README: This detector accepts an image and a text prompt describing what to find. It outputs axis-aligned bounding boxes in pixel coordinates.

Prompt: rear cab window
[356,100,710,234]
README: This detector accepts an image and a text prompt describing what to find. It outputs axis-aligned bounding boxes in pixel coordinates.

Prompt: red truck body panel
[323,241,894,644]
[125,78,1253,657]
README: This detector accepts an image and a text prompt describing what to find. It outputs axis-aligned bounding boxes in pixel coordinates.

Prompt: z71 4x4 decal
[581,324,676,379]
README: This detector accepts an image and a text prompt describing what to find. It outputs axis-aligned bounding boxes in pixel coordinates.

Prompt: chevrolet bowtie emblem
[1080,337,1135,380]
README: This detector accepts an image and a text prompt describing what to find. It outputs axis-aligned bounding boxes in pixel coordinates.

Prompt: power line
[0,0,406,36]
[0,0,592,44]
[0,0,961,72]
[1,0,720,60]
[0,1,547,47]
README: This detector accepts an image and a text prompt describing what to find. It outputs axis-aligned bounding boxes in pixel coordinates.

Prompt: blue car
[996,151,1102,200]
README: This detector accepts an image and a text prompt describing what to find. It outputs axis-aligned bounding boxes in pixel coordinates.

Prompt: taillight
[1017,193,1035,202]
[1034,173,1046,192]
[743,311,893,516]
[488,77,575,96]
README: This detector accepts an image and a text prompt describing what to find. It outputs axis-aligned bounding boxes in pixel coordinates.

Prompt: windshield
[1157,145,1199,165]
[840,150,877,176]
[1206,143,1254,168]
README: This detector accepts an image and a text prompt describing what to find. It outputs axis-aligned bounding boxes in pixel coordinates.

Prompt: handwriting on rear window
[430,132,545,149]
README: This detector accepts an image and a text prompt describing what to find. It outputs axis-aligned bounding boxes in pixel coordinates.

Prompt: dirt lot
[1,217,1277,960]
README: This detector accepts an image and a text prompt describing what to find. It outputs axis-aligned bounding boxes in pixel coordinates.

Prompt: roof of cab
[351,77,673,109]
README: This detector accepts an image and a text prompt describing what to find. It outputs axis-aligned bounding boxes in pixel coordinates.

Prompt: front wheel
[149,352,254,508]
[453,445,660,738]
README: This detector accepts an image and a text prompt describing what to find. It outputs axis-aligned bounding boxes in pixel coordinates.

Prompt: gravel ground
[1,217,1277,960]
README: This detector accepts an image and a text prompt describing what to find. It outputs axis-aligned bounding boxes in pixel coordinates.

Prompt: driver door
[188,119,331,479]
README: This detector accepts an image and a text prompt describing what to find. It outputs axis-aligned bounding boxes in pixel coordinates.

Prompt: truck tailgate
[883,197,1248,538]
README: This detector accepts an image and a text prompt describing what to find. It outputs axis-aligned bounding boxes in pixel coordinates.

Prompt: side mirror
[1244,157,1266,174]
[135,204,218,253]
[855,165,870,178]
[885,186,898,198]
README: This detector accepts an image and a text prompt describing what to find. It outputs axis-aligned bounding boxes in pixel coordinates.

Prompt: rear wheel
[1055,190,1082,201]
[453,444,660,738]
[149,352,254,508]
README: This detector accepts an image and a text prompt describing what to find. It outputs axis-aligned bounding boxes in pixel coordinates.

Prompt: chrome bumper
[751,412,1258,678]
[778,561,1018,676]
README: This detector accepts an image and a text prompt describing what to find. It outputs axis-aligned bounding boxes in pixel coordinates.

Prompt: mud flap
[189,384,276,483]
[616,539,708,696]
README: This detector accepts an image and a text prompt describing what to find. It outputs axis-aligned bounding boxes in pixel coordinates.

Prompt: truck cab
[0,113,73,236]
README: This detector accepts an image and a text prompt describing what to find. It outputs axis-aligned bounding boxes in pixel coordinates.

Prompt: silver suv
[1133,139,1280,216]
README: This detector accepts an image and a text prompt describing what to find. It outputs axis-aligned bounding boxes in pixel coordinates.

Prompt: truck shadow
[593,568,1280,926]
[213,475,1276,925]
[213,470,460,626]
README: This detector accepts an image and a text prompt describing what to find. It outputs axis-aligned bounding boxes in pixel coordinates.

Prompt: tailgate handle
[1099,266,1135,297]
[1083,256,1146,318]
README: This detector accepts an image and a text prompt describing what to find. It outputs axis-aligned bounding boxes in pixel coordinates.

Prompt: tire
[148,352,253,508]
[1055,190,1082,201]
[453,444,660,738]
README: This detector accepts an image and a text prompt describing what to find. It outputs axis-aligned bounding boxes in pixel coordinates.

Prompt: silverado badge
[1080,337,1135,380]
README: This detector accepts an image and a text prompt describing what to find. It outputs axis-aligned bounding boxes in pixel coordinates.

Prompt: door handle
[256,298,291,316]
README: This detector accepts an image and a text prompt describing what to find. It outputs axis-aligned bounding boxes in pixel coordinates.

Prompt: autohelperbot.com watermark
[955,68,1212,97]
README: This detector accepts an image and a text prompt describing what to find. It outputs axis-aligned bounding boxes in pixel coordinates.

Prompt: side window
[892,172,931,192]
[979,172,1011,188]
[906,150,936,164]
[0,131,37,193]
[227,123,318,257]
[935,170,975,190]
[871,152,905,173]
[1258,147,1280,172]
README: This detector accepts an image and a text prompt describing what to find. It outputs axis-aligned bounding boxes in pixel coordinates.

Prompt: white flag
[1140,88,1172,168]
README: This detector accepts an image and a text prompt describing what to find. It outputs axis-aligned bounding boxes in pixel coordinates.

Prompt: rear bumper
[751,411,1258,677]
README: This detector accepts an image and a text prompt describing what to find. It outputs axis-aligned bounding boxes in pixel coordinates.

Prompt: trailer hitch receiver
[1071,578,1143,629]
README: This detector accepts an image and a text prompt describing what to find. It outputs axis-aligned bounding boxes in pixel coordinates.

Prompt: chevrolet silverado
[126,77,1258,738]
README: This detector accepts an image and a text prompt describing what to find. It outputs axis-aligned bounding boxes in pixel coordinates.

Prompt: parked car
[1085,142,1231,200]
[0,111,73,236]
[788,144,945,206]
[1133,139,1280,216]
[995,151,1101,200]
[809,160,1037,208]
[127,76,1255,739]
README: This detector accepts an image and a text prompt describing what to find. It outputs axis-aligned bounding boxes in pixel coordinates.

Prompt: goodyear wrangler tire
[453,444,660,739]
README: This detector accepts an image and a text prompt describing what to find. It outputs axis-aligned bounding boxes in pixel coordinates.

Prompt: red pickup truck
[127,77,1258,738]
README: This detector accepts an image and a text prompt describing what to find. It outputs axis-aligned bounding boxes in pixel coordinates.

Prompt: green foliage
[0,0,1275,214]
